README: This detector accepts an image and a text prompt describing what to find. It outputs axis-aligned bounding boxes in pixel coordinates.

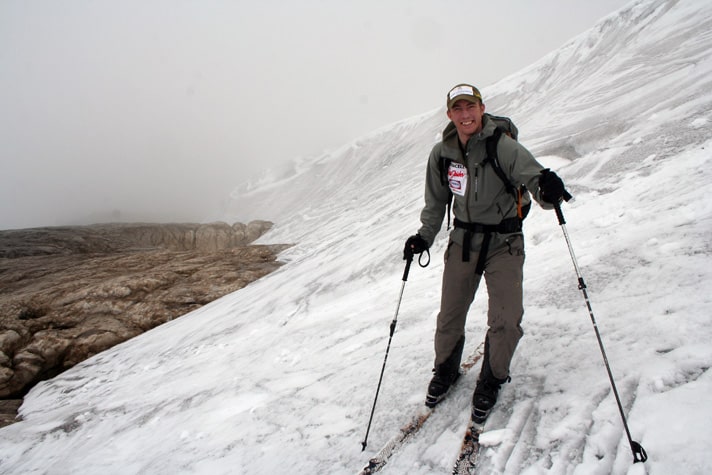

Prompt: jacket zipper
[474,167,479,202]
[463,145,475,223]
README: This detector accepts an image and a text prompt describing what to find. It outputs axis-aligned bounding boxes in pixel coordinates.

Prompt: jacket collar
[440,114,497,160]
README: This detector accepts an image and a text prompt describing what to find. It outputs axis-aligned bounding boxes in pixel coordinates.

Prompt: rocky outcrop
[0,221,287,426]
[0,220,274,258]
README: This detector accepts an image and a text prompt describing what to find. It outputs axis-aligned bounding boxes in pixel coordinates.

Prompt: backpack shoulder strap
[486,127,530,220]
[437,155,454,230]
[438,155,452,187]
[485,127,516,196]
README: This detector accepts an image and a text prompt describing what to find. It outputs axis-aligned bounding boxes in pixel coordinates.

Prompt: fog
[0,0,630,230]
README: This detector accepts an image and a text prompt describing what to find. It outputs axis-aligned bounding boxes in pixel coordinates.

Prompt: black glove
[404,234,429,259]
[539,169,565,204]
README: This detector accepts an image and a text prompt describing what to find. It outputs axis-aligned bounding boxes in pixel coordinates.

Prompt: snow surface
[2,0,712,474]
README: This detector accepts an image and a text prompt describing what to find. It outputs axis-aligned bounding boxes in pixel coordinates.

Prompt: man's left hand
[539,169,565,204]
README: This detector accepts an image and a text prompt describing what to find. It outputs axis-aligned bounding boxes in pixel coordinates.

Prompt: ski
[357,405,433,475]
[357,346,484,475]
[452,419,485,474]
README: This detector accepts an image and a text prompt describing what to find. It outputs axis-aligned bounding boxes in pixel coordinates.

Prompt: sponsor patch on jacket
[448,162,467,197]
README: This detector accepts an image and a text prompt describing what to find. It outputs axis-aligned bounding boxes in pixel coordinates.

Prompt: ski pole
[361,247,428,451]
[554,197,648,464]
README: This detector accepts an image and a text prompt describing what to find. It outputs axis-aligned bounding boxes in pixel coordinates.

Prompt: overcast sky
[0,0,632,230]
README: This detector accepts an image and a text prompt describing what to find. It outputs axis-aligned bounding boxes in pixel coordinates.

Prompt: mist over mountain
[1,0,711,474]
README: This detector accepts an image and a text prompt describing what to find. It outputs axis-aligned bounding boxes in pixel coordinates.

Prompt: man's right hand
[404,234,429,259]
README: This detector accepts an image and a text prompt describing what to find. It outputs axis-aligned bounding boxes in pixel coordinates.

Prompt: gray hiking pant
[434,236,525,380]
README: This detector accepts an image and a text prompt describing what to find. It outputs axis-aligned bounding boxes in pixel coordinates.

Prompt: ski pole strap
[454,217,522,273]
[419,248,430,268]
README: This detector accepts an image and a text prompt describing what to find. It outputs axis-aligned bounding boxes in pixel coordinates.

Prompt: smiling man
[404,83,566,424]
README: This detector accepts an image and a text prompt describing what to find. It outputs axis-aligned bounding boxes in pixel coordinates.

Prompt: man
[405,83,566,424]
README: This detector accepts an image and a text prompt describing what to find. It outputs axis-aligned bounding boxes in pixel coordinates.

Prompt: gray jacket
[417,115,553,250]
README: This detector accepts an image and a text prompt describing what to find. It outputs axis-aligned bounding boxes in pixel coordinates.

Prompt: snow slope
[2,0,711,473]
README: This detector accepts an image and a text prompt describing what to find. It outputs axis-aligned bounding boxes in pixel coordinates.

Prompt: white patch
[449,85,475,100]
[448,162,468,196]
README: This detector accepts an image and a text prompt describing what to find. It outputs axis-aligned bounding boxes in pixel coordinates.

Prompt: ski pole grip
[554,188,573,225]
[554,203,566,225]
[402,252,413,281]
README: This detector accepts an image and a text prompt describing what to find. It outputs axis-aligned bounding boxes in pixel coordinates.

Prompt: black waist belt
[454,217,522,274]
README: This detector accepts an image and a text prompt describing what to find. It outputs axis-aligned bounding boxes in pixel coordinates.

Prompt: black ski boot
[425,366,460,408]
[471,363,509,424]
[425,336,465,407]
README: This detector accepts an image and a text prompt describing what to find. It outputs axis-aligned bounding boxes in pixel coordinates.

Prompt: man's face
[447,99,486,143]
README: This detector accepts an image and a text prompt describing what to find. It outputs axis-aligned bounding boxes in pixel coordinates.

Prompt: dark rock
[0,220,274,257]
[0,221,287,427]
[0,400,22,427]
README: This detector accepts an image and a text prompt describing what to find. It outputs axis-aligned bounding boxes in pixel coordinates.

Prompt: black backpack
[439,114,531,228]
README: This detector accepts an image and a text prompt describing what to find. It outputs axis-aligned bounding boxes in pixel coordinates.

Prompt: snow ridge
[2,0,712,474]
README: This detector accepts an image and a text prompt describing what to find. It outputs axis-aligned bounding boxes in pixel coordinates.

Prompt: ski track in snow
[2,1,712,474]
